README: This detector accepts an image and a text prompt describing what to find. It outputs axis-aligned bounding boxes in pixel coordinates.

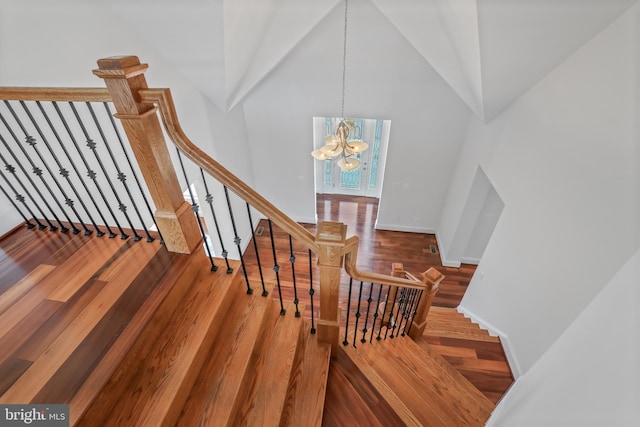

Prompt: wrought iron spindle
[361,282,374,343]
[343,277,354,346]
[53,101,117,238]
[245,202,266,293]
[308,249,316,334]
[288,235,301,317]
[0,110,63,231]
[9,101,80,234]
[200,169,231,273]
[399,288,418,337]
[176,150,217,272]
[405,289,423,336]
[0,178,36,228]
[86,102,151,241]
[384,286,399,340]
[224,186,252,294]
[370,283,384,343]
[352,281,364,347]
[38,101,105,236]
[104,103,159,242]
[267,219,285,315]
[22,101,91,235]
[390,288,404,339]
[69,102,132,240]
[0,135,55,230]
[377,285,391,341]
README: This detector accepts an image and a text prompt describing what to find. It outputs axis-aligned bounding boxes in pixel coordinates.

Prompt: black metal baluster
[9,101,79,234]
[103,102,159,242]
[0,111,61,231]
[405,290,423,337]
[370,283,384,343]
[200,169,231,273]
[308,249,316,334]
[69,102,131,240]
[87,102,151,241]
[224,186,252,294]
[21,101,89,235]
[288,235,301,317]
[390,288,404,339]
[352,281,364,348]
[176,150,217,272]
[53,101,116,238]
[384,287,399,340]
[245,202,266,292]
[400,288,418,337]
[343,277,354,346]
[0,134,55,230]
[361,282,374,343]
[38,101,104,236]
[0,177,36,228]
[267,219,285,315]
[377,285,391,341]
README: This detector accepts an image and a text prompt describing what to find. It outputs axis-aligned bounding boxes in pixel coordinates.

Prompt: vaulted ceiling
[104,0,638,122]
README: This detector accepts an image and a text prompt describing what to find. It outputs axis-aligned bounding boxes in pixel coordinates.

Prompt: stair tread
[281,324,331,427]
[425,327,501,342]
[342,343,423,426]
[387,338,495,417]
[176,281,274,427]
[346,336,494,426]
[79,254,241,427]
[235,302,305,426]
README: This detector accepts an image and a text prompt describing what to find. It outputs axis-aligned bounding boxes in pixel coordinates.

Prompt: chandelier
[311,0,368,171]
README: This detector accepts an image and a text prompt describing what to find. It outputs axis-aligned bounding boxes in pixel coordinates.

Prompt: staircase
[76,250,331,426]
[342,325,496,426]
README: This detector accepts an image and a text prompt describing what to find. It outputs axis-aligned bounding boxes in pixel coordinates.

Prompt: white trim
[373,222,436,234]
[457,305,523,379]
[435,231,461,267]
[460,257,480,265]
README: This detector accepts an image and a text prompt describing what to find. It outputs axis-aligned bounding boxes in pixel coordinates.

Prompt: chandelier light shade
[311,0,368,171]
[312,120,368,170]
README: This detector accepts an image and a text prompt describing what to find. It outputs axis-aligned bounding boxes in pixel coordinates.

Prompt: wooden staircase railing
[92,55,440,353]
[0,55,442,356]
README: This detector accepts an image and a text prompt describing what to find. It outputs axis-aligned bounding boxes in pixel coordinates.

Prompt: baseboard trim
[374,222,436,234]
[460,257,480,265]
[457,305,522,379]
[435,231,461,267]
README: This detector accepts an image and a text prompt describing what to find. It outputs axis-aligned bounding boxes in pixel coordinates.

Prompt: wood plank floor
[0,193,513,424]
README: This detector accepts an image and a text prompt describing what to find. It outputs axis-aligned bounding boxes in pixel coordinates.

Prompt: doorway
[313,117,390,198]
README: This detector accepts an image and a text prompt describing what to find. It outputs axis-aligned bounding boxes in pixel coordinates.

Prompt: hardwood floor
[0,193,513,424]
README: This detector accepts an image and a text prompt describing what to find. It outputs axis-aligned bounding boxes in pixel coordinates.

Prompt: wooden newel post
[93,56,201,254]
[315,221,347,356]
[408,267,444,340]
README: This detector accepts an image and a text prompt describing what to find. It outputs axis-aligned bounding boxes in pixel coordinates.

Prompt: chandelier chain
[341,0,348,119]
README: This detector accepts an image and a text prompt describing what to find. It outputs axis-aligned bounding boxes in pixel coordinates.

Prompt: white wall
[440,2,640,377]
[489,248,640,426]
[0,1,256,237]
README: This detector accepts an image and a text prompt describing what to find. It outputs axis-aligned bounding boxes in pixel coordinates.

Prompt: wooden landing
[421,306,514,403]
[342,336,495,426]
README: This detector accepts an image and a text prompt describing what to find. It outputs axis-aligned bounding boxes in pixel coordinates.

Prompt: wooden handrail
[0,87,111,102]
[138,87,319,253]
